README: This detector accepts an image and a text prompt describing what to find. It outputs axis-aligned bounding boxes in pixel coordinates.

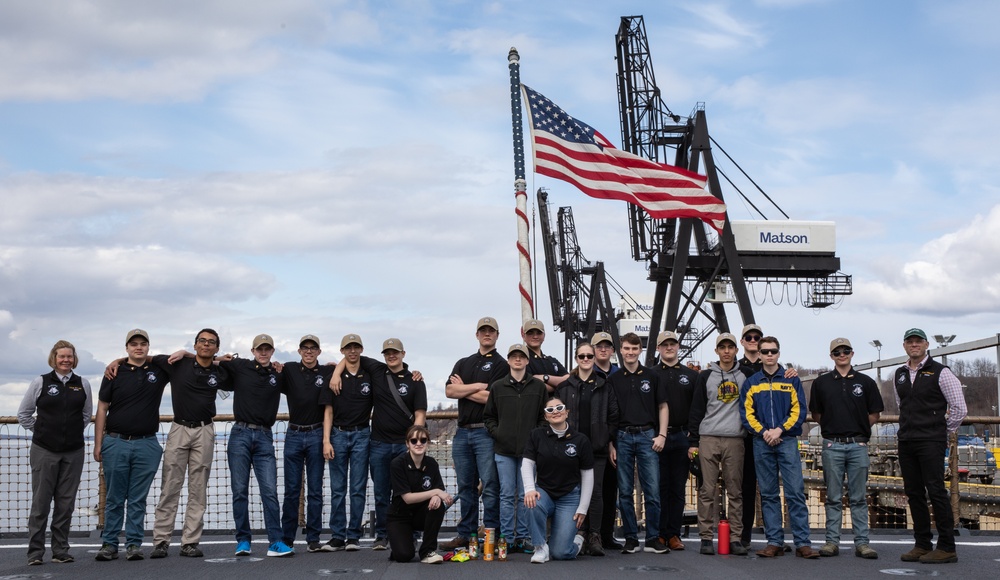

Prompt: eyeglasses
[300,346,319,352]
[743,334,762,342]
[409,437,428,445]
[831,348,853,357]
[576,353,595,360]
[544,404,567,414]
[759,348,779,355]
[196,338,218,346]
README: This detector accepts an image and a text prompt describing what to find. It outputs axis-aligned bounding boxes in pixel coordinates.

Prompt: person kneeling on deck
[387,425,451,564]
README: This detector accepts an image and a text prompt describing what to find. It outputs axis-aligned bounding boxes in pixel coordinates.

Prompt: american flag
[521,85,726,232]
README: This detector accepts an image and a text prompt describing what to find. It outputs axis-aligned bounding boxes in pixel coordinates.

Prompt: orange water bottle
[718,519,731,554]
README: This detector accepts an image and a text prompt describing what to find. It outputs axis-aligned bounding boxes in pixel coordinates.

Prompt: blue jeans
[329,427,370,540]
[528,487,581,560]
[616,428,660,540]
[101,435,162,547]
[227,424,282,544]
[753,436,811,548]
[281,428,325,543]
[821,440,871,545]
[452,427,500,537]
[495,454,530,541]
[370,439,406,539]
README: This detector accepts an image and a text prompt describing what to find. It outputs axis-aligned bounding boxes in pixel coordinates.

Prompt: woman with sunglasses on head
[555,342,619,556]
[521,395,595,563]
[386,425,452,564]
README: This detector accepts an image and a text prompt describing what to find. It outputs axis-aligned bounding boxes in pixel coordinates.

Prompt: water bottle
[718,519,731,554]
[468,533,479,559]
[498,534,508,561]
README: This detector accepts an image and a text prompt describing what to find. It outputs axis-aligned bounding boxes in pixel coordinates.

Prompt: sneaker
[95,544,119,561]
[513,538,534,554]
[267,541,294,557]
[729,541,748,556]
[900,546,931,562]
[603,536,624,551]
[125,545,144,561]
[586,531,605,557]
[345,538,361,551]
[51,553,74,563]
[27,556,43,566]
[855,544,879,559]
[439,536,469,551]
[150,542,169,559]
[918,549,957,564]
[622,537,641,554]
[235,541,252,556]
[530,543,550,564]
[700,539,715,555]
[180,544,203,557]
[819,541,839,557]
[645,537,669,554]
[372,537,388,551]
[420,551,444,564]
[307,541,324,553]
[573,534,584,557]
[322,538,346,552]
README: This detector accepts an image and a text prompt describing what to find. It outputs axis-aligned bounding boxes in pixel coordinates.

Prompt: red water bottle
[718,519,731,554]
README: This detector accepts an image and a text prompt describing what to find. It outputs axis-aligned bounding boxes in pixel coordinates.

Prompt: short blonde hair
[47,340,79,370]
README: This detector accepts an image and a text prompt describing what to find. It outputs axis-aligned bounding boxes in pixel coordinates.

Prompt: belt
[460,423,486,429]
[235,421,270,430]
[289,422,323,432]
[621,425,653,434]
[828,436,869,444]
[107,432,156,441]
[335,424,369,432]
[174,419,211,428]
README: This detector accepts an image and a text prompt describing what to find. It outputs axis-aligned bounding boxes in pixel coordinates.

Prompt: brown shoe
[795,546,821,559]
[667,536,685,551]
[918,549,958,564]
[438,537,468,551]
[900,546,931,562]
[756,545,784,558]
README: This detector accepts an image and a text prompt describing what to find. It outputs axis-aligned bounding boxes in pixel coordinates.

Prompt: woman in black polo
[17,340,94,566]
[522,395,595,563]
[387,424,452,563]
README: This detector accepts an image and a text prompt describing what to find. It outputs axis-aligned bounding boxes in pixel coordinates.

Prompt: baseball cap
[591,332,614,346]
[477,317,498,332]
[340,334,363,349]
[903,328,927,341]
[382,338,404,353]
[829,337,852,352]
[656,330,680,345]
[716,332,738,347]
[299,334,321,348]
[741,324,763,338]
[125,328,149,344]
[252,334,274,349]
[522,319,545,333]
[508,343,530,358]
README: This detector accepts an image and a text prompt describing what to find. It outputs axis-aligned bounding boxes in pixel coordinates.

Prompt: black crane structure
[537,15,852,365]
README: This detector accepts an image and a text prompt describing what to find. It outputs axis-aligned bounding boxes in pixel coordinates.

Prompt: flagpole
[509,47,533,323]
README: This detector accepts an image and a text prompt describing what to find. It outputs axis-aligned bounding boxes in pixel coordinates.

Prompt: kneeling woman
[522,396,594,563]
[387,425,452,563]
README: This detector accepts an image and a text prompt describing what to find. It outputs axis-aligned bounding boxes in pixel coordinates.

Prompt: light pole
[869,339,883,384]
[933,334,956,366]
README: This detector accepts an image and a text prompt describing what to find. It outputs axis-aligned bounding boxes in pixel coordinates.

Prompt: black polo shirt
[738,356,763,376]
[809,367,884,439]
[389,453,445,516]
[527,350,568,377]
[450,349,509,427]
[318,365,374,428]
[152,355,228,423]
[359,357,428,444]
[100,361,169,436]
[281,361,334,426]
[608,364,665,428]
[523,426,594,498]
[218,358,283,428]
[656,361,698,430]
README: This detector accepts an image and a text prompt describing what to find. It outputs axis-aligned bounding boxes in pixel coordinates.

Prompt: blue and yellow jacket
[739,368,806,437]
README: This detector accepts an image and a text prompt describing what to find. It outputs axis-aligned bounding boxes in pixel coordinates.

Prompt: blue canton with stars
[523,85,602,148]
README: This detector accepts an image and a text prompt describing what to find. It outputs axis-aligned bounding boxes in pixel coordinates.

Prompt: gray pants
[28,443,85,559]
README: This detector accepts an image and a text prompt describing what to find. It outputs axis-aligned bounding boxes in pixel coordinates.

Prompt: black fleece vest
[32,371,87,452]
[895,358,947,441]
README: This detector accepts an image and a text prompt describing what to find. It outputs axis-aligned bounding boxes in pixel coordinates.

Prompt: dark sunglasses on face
[759,348,779,355]
[409,437,428,445]
[544,404,567,414]
[743,334,762,342]
[576,353,595,360]
[832,348,853,357]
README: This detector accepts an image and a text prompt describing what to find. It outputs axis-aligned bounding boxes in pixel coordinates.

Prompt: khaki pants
[697,435,744,540]
[153,422,215,545]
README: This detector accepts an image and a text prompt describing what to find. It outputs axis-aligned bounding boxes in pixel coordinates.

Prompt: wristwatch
[543,374,550,383]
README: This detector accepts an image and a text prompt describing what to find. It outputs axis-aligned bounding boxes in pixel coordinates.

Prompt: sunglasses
[759,348,779,355]
[409,437,428,445]
[544,404,567,414]
[576,353,595,360]
[743,334,762,342]
[831,348,853,357]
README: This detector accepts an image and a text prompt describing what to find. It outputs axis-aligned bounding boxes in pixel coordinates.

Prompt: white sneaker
[573,534,584,557]
[420,552,444,564]
[531,543,550,564]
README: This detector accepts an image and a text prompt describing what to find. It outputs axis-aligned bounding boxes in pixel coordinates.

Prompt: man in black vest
[895,328,967,564]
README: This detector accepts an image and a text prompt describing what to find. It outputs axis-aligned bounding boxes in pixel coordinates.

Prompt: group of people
[16,320,968,566]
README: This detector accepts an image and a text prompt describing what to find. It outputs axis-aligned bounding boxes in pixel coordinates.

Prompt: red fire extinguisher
[718,519,731,555]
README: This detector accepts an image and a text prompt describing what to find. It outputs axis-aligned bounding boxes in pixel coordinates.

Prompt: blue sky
[3,0,1000,415]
